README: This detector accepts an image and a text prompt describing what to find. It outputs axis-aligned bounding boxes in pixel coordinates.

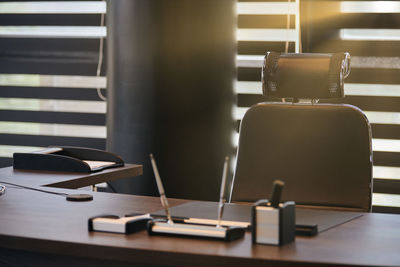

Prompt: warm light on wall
[341,1,400,13]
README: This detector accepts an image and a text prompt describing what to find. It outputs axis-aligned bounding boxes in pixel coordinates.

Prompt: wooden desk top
[0,187,399,267]
[0,164,142,189]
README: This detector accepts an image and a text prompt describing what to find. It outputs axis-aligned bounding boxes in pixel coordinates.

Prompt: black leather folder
[13,146,124,173]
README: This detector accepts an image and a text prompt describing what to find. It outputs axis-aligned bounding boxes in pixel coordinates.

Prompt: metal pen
[149,153,173,224]
[217,156,229,228]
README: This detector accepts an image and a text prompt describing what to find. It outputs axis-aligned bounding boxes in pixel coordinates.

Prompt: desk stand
[148,220,245,241]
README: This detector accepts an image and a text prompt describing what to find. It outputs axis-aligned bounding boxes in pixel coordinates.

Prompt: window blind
[235,0,400,213]
[305,0,400,213]
[235,0,300,142]
[0,1,107,167]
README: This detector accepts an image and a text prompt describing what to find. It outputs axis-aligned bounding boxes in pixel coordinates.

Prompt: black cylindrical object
[106,0,235,200]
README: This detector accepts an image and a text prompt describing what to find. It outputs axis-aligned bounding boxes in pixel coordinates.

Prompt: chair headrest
[262,52,351,99]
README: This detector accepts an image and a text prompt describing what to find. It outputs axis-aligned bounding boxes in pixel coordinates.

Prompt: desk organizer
[147,219,245,241]
[251,200,295,246]
[13,146,124,173]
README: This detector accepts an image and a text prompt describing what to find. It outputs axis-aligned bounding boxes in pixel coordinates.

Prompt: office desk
[0,164,142,189]
[0,187,399,267]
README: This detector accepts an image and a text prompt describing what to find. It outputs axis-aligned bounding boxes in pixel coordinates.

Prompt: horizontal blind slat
[236,56,400,69]
[0,38,100,54]
[310,14,400,29]
[364,111,400,125]
[0,122,106,138]
[237,67,400,84]
[0,26,106,39]
[0,86,106,101]
[0,110,105,125]
[372,139,400,153]
[238,67,261,81]
[0,2,106,14]
[0,14,102,26]
[233,107,400,126]
[311,40,400,57]
[341,1,400,14]
[235,81,262,94]
[0,145,44,158]
[374,152,400,167]
[374,179,400,195]
[323,96,400,112]
[351,56,400,69]
[345,83,400,97]
[372,193,400,208]
[0,98,106,113]
[238,41,296,54]
[372,206,400,214]
[373,166,400,180]
[237,29,297,41]
[0,134,105,150]
[0,60,99,75]
[340,29,400,41]
[238,15,295,28]
[237,2,297,15]
[371,124,400,139]
[235,82,400,97]
[347,68,400,84]
[0,74,106,88]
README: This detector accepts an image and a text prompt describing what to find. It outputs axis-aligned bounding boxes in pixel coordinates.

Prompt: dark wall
[106,0,236,201]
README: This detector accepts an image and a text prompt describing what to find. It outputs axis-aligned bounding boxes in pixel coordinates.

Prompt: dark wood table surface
[0,164,142,189]
[0,185,399,267]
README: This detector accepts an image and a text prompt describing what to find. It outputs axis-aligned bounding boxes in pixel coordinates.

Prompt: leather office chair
[230,52,373,212]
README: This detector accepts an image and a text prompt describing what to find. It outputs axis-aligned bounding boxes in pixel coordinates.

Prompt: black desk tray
[13,146,124,173]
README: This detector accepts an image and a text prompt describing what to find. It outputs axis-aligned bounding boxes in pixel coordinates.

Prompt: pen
[217,156,229,228]
[270,180,285,208]
[149,153,173,224]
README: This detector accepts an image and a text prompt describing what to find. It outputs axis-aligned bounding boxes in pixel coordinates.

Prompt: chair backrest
[230,102,373,211]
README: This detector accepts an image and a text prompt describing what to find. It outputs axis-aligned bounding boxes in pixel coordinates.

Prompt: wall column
[106,0,236,200]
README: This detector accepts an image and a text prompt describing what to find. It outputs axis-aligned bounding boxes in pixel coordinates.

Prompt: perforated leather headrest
[262,52,350,99]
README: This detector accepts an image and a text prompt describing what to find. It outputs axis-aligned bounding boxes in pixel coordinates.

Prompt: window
[235,0,400,213]
[0,1,107,167]
[235,0,300,145]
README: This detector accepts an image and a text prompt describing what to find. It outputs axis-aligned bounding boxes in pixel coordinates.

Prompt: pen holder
[251,200,295,246]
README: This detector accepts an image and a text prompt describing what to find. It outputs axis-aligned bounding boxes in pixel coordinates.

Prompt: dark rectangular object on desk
[151,201,363,235]
[88,214,151,234]
[13,146,124,173]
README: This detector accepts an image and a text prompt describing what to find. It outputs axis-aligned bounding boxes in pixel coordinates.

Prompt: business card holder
[147,219,245,241]
[88,213,151,234]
